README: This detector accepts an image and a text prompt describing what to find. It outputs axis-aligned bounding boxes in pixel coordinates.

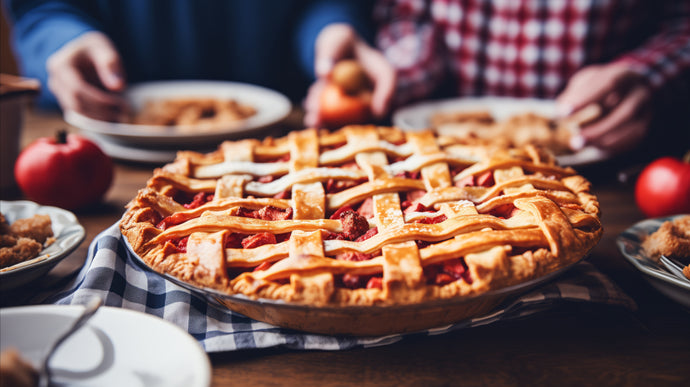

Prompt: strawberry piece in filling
[172,236,189,253]
[424,258,472,285]
[257,175,275,183]
[253,261,273,272]
[225,233,247,249]
[394,170,421,179]
[414,214,447,224]
[355,227,378,242]
[237,205,293,220]
[183,192,214,209]
[339,210,370,241]
[357,197,374,218]
[454,171,495,188]
[402,201,433,214]
[241,232,277,249]
[339,273,383,289]
[489,203,518,219]
[335,251,378,261]
[324,178,364,193]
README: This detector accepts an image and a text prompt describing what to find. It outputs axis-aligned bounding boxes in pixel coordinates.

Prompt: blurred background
[1,8,18,75]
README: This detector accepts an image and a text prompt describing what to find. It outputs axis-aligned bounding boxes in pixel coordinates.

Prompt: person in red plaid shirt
[305,0,690,155]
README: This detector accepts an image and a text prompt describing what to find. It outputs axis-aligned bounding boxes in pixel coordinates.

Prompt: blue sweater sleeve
[4,0,101,107]
[294,0,374,79]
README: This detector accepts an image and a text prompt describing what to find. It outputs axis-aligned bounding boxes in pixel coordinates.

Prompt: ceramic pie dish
[120,125,603,334]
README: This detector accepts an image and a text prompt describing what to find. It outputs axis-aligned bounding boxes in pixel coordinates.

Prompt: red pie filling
[324,178,367,194]
[336,273,383,289]
[325,210,373,241]
[394,170,421,180]
[157,204,293,231]
[171,191,215,209]
[171,236,189,253]
[486,203,518,219]
[453,171,495,188]
[424,258,472,286]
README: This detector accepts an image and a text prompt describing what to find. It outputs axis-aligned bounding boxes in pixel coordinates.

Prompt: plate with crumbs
[0,200,85,291]
[392,96,610,167]
[64,80,292,148]
[617,214,690,308]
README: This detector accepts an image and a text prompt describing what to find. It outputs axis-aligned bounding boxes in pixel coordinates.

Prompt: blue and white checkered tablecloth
[41,224,636,352]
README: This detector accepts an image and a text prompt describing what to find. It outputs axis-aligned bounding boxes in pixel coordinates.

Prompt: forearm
[613,2,690,90]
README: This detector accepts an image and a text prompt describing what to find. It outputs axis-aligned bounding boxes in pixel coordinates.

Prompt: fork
[659,255,690,284]
[38,296,103,387]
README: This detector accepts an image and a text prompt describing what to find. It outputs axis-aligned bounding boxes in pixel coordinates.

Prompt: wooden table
[4,108,690,386]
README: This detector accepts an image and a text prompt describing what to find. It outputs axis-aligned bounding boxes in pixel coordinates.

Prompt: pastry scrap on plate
[642,215,690,278]
[0,212,54,269]
[130,97,257,131]
[430,104,601,155]
[121,125,603,307]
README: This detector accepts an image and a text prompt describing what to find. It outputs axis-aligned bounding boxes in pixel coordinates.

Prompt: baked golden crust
[120,126,603,306]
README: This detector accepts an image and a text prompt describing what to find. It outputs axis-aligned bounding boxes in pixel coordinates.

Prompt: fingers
[557,64,634,115]
[46,32,129,121]
[312,23,396,122]
[314,24,357,78]
[88,39,126,92]
[49,69,128,121]
[579,85,652,153]
[557,66,609,114]
[354,44,396,118]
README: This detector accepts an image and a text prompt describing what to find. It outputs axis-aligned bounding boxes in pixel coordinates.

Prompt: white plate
[392,96,610,167]
[0,201,86,291]
[0,305,211,387]
[64,80,292,147]
[616,214,690,309]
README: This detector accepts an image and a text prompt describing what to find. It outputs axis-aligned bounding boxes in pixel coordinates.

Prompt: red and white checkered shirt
[374,0,690,106]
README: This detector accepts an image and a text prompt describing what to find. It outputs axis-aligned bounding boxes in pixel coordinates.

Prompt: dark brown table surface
[4,108,689,386]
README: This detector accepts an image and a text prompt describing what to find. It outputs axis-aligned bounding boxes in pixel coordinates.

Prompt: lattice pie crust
[120,126,602,306]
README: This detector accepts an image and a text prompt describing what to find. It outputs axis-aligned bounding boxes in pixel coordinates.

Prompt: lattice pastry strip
[120,125,603,307]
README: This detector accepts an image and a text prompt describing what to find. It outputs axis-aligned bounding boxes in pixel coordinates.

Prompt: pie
[120,125,603,307]
[430,104,601,155]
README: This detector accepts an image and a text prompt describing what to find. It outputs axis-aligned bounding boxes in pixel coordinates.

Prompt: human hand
[557,63,653,154]
[46,31,129,121]
[304,23,396,127]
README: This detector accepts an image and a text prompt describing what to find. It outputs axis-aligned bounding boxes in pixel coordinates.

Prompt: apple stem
[683,151,690,164]
[56,129,68,144]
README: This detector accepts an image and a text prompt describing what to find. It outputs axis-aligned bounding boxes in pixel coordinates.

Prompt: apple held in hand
[319,60,372,128]
[634,153,690,218]
[14,130,114,210]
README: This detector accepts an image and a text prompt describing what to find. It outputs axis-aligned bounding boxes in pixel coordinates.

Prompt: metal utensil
[659,255,690,283]
[38,297,103,387]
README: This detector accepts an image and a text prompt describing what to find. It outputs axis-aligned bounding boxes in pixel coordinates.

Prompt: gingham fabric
[42,223,635,352]
[374,0,690,105]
